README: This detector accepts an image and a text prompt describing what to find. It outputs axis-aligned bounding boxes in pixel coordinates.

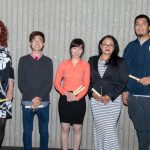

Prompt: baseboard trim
[1,147,89,150]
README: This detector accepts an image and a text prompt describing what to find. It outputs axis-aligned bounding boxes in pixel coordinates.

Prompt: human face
[71,46,83,58]
[135,18,150,38]
[30,35,44,52]
[100,38,114,56]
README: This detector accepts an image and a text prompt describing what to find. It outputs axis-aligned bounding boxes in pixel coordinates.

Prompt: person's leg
[22,106,35,150]
[0,118,7,147]
[70,98,85,150]
[36,105,49,150]
[144,98,150,149]
[61,122,70,150]
[136,131,149,150]
[128,95,149,150]
[73,124,82,150]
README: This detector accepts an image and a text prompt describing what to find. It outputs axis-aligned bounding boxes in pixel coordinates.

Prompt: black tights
[0,119,6,148]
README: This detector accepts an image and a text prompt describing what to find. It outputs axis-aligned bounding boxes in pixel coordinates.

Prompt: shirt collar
[69,58,82,64]
[136,37,150,45]
[31,51,43,60]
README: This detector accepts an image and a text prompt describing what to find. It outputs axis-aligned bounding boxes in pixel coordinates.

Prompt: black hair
[134,14,150,26]
[98,35,119,66]
[69,38,85,57]
[29,31,45,43]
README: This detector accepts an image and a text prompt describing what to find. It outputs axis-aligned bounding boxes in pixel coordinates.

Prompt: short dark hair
[134,14,150,26]
[29,31,45,43]
[69,38,85,57]
[98,35,120,66]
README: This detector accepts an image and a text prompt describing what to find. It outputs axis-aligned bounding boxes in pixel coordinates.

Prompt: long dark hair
[98,35,119,66]
[69,38,85,58]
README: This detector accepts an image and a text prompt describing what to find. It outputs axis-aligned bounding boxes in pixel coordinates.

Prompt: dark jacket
[88,55,128,101]
[123,39,150,95]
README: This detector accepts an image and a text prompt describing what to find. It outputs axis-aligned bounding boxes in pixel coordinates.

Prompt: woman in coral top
[54,38,90,150]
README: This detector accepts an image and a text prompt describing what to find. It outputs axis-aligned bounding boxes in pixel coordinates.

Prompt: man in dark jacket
[123,14,150,150]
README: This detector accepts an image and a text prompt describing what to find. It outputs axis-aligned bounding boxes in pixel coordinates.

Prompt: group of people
[0,14,149,150]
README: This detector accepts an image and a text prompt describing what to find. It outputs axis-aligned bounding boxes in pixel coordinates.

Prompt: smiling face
[30,35,44,52]
[100,38,115,56]
[71,46,83,58]
[135,17,150,38]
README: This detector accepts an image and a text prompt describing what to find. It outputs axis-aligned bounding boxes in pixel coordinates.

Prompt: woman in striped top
[88,35,128,150]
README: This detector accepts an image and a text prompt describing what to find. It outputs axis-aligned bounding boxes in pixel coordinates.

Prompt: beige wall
[0,0,150,149]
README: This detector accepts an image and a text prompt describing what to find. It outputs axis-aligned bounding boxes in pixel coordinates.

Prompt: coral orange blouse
[54,59,90,100]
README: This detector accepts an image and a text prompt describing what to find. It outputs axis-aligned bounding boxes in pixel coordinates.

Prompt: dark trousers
[128,94,150,150]
[22,105,49,150]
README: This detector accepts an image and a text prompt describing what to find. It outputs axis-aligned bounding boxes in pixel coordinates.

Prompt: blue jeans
[22,105,49,150]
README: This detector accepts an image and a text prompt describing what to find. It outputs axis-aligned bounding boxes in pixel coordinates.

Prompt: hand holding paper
[91,88,102,101]
[0,99,8,103]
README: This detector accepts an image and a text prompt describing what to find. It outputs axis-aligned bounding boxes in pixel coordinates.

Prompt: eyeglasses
[101,44,114,48]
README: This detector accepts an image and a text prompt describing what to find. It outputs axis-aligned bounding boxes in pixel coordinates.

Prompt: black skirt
[58,95,86,125]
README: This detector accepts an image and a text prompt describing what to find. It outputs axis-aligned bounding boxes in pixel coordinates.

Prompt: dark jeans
[22,105,49,150]
[128,94,150,150]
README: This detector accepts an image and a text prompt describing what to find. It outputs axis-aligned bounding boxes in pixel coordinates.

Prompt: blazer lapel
[92,56,102,78]
[93,56,99,73]
[103,64,111,78]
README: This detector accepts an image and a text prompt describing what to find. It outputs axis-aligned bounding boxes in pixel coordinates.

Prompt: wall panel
[0,0,149,149]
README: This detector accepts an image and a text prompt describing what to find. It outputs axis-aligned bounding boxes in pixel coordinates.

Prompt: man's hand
[122,92,128,106]
[31,97,41,109]
[139,77,150,86]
